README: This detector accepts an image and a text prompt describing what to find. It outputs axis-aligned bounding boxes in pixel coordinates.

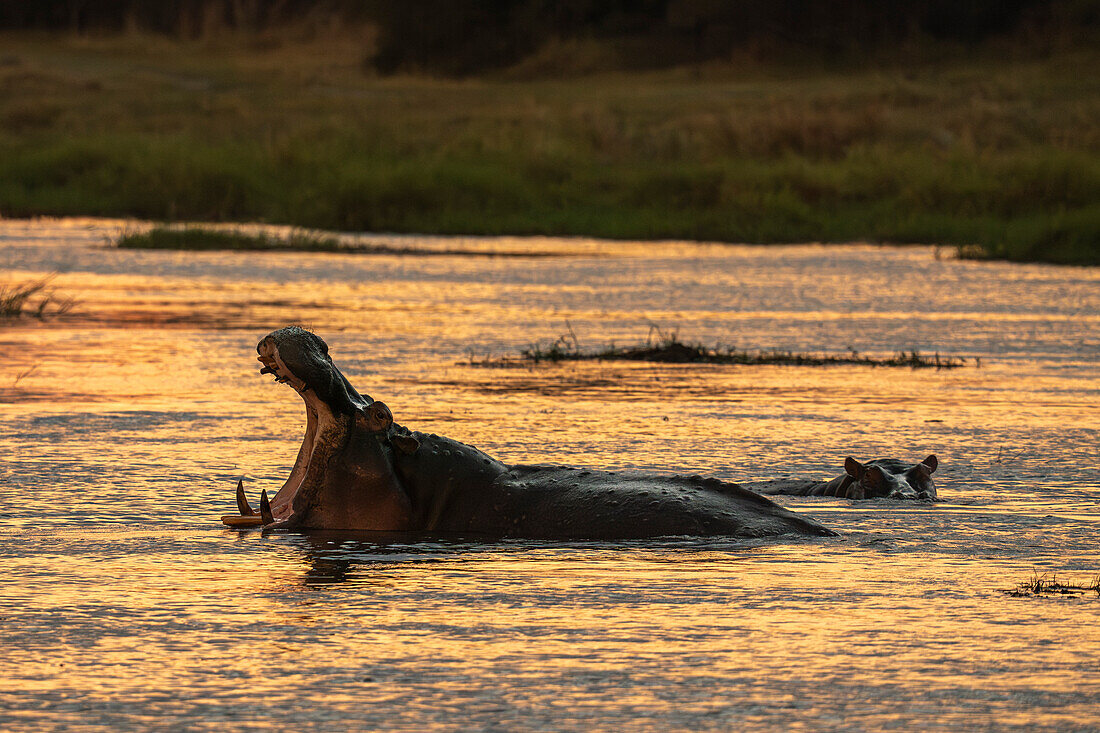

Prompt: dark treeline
[367,0,1091,75]
[2,1,1097,75]
[0,0,364,35]
[363,0,1082,75]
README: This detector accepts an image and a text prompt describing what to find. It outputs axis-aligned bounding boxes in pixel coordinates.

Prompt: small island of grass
[115,227,344,252]
[1007,573,1100,598]
[470,327,971,369]
[113,226,567,257]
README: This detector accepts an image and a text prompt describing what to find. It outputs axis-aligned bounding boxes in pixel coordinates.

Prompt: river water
[1,218,1098,730]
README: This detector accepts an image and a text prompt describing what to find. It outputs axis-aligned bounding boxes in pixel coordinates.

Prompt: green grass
[0,32,1098,264]
[471,325,970,368]
[955,206,1100,265]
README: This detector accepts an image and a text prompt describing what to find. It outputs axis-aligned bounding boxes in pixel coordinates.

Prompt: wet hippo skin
[228,326,835,540]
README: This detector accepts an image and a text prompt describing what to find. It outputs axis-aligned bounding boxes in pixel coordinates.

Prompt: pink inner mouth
[255,341,324,520]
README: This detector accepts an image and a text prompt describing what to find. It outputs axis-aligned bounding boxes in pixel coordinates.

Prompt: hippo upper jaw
[257,326,370,416]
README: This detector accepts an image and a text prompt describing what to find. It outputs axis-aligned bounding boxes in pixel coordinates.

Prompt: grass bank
[1,33,1097,264]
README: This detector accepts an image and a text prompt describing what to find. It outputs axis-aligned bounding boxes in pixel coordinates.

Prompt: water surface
[1,218,1098,730]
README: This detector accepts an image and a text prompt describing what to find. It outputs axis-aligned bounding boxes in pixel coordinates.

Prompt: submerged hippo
[226,326,834,539]
[745,455,938,501]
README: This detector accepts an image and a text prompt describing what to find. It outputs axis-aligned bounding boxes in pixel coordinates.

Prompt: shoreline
[0,34,1096,265]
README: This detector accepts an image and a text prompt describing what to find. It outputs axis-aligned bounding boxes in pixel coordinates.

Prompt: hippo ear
[844,456,864,479]
[864,465,886,488]
[921,454,938,473]
[392,434,420,455]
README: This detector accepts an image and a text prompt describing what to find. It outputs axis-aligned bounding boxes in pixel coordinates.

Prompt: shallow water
[1,218,1098,730]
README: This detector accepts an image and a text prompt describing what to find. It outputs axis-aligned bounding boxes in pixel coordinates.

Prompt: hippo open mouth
[228,326,396,528]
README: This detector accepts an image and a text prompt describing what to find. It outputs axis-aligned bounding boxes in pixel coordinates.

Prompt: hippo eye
[864,467,886,487]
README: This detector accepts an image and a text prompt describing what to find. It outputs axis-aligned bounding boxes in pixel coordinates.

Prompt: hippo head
[257,326,366,417]
[843,455,938,500]
[233,327,418,530]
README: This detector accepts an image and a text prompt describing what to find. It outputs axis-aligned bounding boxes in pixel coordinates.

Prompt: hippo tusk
[220,479,264,527]
[260,489,274,525]
[236,479,256,516]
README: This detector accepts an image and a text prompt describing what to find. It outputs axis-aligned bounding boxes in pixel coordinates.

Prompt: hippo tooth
[260,489,274,525]
[235,479,255,516]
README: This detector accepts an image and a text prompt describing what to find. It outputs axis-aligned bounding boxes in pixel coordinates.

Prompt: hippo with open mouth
[225,326,835,539]
[745,455,939,501]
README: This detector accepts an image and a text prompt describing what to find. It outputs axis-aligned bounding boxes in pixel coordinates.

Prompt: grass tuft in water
[470,324,969,369]
[0,275,75,319]
[1006,572,1100,598]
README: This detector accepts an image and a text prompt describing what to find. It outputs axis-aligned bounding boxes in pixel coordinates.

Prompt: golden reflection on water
[1,218,1099,729]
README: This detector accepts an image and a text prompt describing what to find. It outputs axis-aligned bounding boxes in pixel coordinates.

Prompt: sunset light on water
[2,1,1098,725]
[2,219,1098,729]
